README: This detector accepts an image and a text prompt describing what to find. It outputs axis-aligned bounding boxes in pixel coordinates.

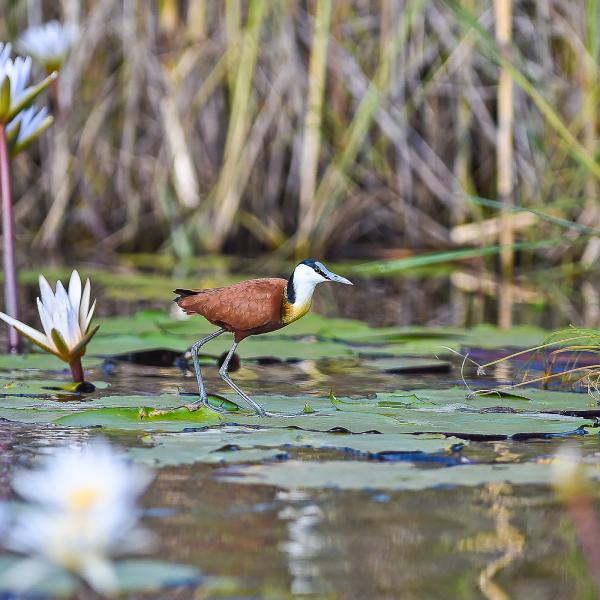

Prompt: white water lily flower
[0,503,8,534]
[0,53,32,104]
[0,270,99,364]
[6,104,52,154]
[0,42,56,123]
[3,441,153,594]
[551,444,587,499]
[18,21,77,71]
[0,42,10,66]
[12,441,151,513]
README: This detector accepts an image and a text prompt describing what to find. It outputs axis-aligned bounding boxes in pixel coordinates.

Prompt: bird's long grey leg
[186,328,226,411]
[219,342,267,417]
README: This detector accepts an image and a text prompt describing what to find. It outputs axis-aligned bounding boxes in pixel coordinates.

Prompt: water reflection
[277,490,324,596]
[460,483,525,600]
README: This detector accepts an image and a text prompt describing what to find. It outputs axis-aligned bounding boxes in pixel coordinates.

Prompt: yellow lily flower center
[68,486,101,511]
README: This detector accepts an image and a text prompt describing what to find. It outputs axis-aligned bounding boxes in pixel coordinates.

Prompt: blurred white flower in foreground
[551,444,586,498]
[18,21,77,71]
[0,42,56,125]
[0,270,99,381]
[0,502,9,534]
[2,441,153,594]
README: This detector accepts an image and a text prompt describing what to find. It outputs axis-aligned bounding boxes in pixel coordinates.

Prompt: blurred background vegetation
[0,1,598,278]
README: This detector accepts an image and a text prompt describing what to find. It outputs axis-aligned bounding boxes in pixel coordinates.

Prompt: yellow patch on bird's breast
[281,297,312,325]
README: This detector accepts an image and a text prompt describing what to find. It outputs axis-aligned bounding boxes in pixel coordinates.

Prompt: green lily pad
[88,331,354,361]
[89,333,189,356]
[219,459,600,491]
[377,387,600,415]
[320,325,464,345]
[0,353,102,371]
[330,395,593,438]
[0,556,201,595]
[206,336,354,361]
[0,377,108,398]
[0,393,232,429]
[129,428,465,466]
[0,389,592,438]
[77,308,556,361]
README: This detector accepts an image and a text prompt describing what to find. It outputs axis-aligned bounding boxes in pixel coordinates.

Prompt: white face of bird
[289,260,352,307]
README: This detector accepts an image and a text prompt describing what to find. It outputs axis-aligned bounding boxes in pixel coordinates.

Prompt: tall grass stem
[0,124,21,353]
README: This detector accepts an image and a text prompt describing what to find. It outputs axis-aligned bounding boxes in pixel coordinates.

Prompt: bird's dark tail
[173,288,198,303]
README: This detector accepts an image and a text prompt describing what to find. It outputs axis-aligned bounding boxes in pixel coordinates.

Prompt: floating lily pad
[0,377,108,399]
[0,556,201,595]
[330,395,594,438]
[129,428,465,466]
[219,459,600,491]
[0,353,102,371]
[0,390,593,438]
[88,331,355,361]
[0,393,230,429]
[66,308,556,362]
[377,387,600,415]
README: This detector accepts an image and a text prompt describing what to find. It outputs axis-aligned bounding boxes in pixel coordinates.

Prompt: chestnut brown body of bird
[172,260,352,416]
[175,278,288,342]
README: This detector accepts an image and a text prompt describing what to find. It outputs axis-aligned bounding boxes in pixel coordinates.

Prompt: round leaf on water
[0,353,102,370]
[129,428,465,466]
[219,459,600,491]
[330,393,593,438]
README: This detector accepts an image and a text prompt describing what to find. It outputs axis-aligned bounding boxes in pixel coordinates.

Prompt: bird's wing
[177,278,287,330]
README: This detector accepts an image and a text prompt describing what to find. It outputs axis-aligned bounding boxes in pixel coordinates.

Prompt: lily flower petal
[81,555,118,596]
[2,271,98,366]
[0,311,54,354]
[68,270,82,319]
[0,43,11,66]
[54,281,79,347]
[38,274,55,312]
[80,279,90,329]
[36,298,57,350]
[85,299,97,332]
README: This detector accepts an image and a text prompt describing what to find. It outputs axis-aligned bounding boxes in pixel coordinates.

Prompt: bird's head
[294,259,353,287]
[287,259,352,305]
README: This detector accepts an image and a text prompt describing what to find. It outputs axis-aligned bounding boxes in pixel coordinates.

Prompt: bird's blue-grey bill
[325,270,353,285]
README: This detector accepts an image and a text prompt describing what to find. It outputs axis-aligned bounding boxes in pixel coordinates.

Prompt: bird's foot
[143,399,227,418]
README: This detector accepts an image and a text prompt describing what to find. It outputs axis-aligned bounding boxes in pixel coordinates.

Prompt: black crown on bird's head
[298,258,328,279]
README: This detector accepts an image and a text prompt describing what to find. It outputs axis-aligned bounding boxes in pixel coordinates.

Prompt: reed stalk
[580,0,599,265]
[495,0,514,329]
[0,124,21,353]
[298,0,331,235]
[209,0,267,250]
[296,0,426,253]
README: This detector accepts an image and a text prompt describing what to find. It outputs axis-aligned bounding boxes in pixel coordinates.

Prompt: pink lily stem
[69,357,85,383]
[49,75,63,123]
[0,124,21,354]
[567,494,600,592]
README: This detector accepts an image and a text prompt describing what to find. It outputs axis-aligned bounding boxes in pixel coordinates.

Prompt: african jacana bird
[174,260,352,416]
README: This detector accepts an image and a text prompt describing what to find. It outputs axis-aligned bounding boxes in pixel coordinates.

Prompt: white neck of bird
[287,264,328,308]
